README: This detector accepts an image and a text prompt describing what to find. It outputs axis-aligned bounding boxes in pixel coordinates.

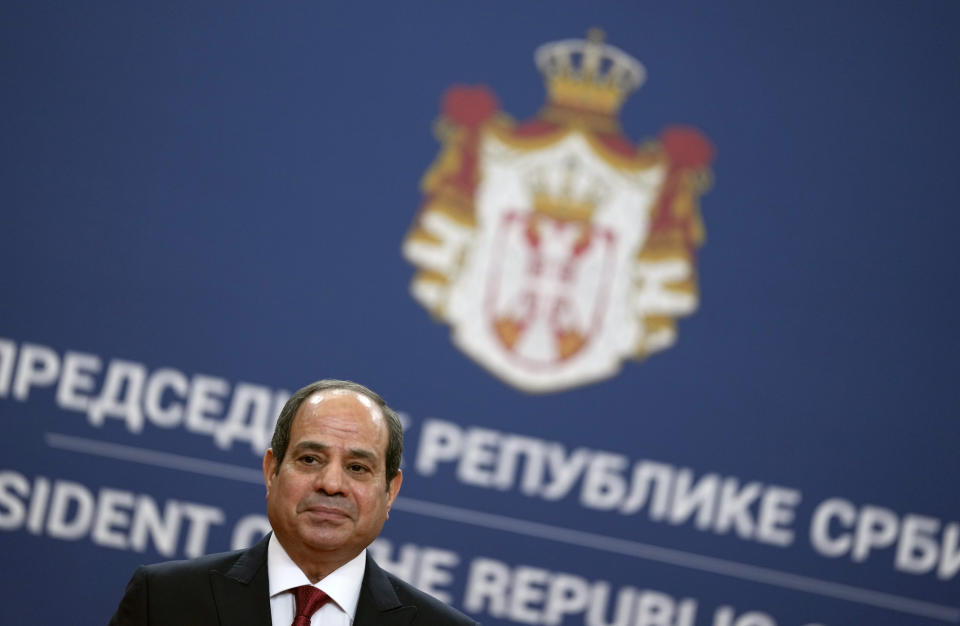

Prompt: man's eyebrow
[292,441,328,453]
[346,448,377,462]
[291,441,379,462]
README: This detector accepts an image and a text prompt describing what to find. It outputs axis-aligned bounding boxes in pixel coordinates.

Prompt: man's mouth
[301,505,351,521]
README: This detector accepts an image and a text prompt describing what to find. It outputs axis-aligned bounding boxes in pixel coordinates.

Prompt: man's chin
[299,528,352,552]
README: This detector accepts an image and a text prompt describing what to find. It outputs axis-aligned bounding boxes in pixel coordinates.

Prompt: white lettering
[26,476,50,534]
[636,590,693,626]
[756,486,800,547]
[0,339,17,397]
[458,428,500,487]
[542,445,591,500]
[12,342,60,401]
[510,566,550,624]
[215,383,273,453]
[543,573,591,626]
[180,501,224,557]
[184,375,229,435]
[47,480,95,540]
[668,470,719,530]
[712,607,776,626]
[494,435,544,492]
[143,368,189,427]
[852,505,899,562]
[129,496,181,557]
[620,461,674,518]
[464,557,510,617]
[580,452,628,510]
[366,540,459,604]
[0,470,29,530]
[938,523,960,580]
[416,419,463,476]
[895,514,940,574]
[0,470,233,559]
[87,360,147,431]
[714,478,761,539]
[465,557,698,626]
[92,488,135,549]
[55,351,102,411]
[585,582,633,626]
[370,538,419,583]
[415,547,458,604]
[810,498,855,557]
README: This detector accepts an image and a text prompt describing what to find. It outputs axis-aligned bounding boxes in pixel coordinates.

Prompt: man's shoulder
[134,534,269,586]
[380,567,479,625]
[108,538,271,625]
[137,546,246,579]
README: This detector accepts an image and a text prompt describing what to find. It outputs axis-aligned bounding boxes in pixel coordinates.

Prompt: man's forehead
[295,389,387,438]
[305,388,379,413]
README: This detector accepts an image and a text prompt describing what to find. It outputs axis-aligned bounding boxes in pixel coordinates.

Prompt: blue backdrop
[2,2,959,625]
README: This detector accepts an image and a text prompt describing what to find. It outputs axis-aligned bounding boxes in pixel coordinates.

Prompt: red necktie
[292,585,330,626]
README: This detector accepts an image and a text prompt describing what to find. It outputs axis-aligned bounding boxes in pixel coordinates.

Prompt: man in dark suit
[110,379,477,625]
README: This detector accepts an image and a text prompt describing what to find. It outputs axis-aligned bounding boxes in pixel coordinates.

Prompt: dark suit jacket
[108,535,478,625]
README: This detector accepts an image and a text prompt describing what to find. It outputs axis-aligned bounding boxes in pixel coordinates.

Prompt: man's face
[263,390,402,567]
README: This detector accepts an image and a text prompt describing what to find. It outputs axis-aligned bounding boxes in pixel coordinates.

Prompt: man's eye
[348,464,369,473]
[300,456,319,464]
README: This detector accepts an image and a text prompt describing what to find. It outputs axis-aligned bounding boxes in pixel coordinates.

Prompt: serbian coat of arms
[403,31,714,393]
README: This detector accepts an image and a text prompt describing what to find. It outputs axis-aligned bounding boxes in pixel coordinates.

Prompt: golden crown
[535,29,645,117]
[529,157,608,222]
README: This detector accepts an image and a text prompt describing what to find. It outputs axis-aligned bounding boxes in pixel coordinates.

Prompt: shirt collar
[267,533,367,620]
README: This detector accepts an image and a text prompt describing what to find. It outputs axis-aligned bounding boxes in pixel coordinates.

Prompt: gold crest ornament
[403,30,714,393]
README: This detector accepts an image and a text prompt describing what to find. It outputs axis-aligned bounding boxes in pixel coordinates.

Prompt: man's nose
[313,463,346,495]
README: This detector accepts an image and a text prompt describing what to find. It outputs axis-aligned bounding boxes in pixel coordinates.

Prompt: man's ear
[385,469,403,513]
[262,448,276,497]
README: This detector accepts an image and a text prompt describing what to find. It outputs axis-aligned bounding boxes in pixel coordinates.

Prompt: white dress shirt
[267,533,366,626]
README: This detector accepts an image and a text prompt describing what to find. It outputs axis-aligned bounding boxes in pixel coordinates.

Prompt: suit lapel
[353,554,417,626]
[210,534,273,626]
